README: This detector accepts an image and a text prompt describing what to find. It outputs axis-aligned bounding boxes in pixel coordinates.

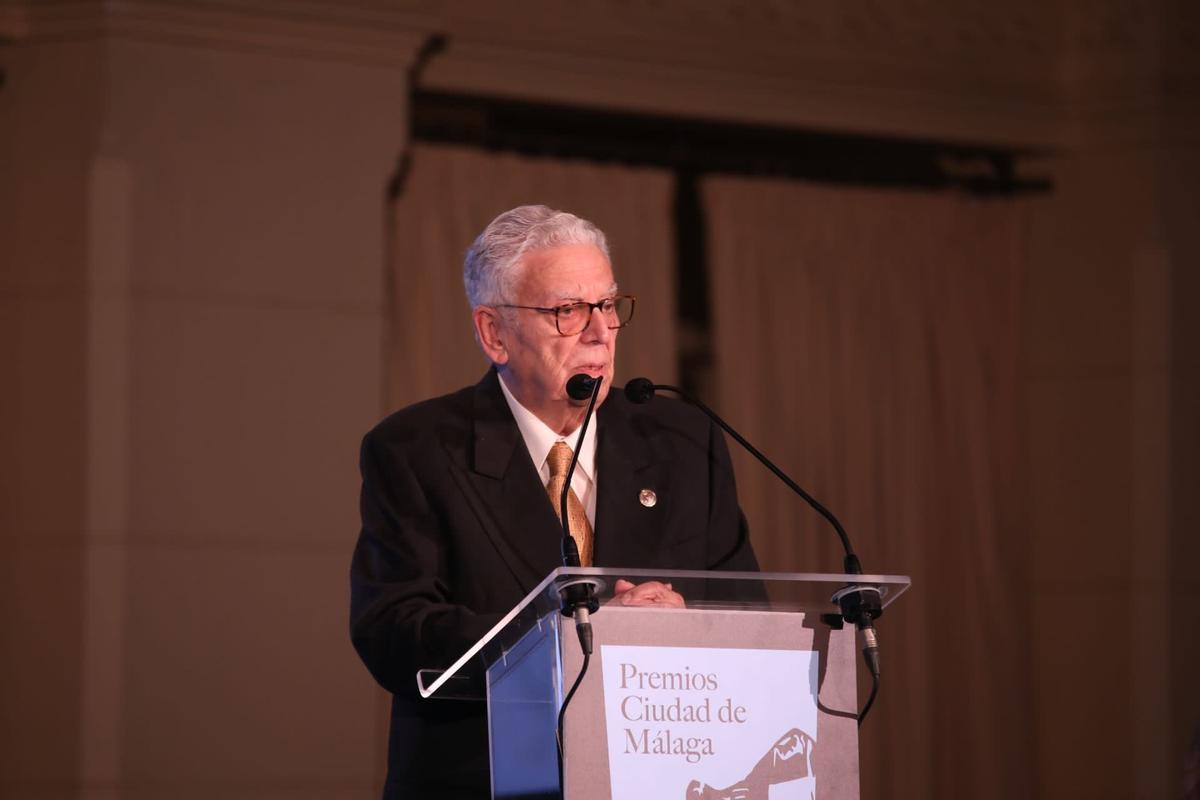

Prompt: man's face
[490,243,618,428]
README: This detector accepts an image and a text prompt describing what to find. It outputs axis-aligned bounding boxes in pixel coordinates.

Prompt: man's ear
[473,306,509,364]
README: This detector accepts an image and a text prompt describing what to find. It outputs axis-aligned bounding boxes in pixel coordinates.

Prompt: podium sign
[597,637,820,797]
[417,568,910,799]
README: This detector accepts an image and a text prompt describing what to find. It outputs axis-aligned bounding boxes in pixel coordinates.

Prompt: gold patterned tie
[545,441,593,567]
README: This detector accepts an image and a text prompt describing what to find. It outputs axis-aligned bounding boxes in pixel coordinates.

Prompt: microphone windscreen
[624,377,655,404]
[566,373,599,401]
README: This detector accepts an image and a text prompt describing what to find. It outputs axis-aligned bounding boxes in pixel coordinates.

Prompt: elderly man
[350,205,757,798]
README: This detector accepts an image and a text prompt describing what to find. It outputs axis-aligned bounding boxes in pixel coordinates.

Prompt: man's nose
[580,306,614,343]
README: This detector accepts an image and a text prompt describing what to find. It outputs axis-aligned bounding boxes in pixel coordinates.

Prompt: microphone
[623,376,655,404]
[559,373,603,655]
[553,374,606,789]
[567,373,597,401]
[624,379,883,694]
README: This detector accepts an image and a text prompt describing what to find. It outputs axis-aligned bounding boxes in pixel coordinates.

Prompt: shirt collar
[497,372,597,483]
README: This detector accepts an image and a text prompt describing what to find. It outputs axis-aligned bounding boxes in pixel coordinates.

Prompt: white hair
[463,205,609,307]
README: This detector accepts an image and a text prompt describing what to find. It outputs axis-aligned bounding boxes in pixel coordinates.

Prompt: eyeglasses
[494,294,636,336]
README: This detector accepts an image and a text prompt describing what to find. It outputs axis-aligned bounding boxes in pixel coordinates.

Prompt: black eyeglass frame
[492,294,637,336]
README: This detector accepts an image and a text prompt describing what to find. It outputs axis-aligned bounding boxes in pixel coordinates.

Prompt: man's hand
[609,579,685,608]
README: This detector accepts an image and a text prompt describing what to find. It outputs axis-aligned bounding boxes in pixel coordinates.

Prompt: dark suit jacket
[350,369,757,798]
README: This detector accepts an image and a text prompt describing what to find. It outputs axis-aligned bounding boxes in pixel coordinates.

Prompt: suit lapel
[460,370,564,590]
[456,373,674,583]
[593,399,670,568]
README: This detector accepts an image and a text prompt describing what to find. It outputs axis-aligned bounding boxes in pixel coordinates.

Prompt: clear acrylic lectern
[417,567,910,800]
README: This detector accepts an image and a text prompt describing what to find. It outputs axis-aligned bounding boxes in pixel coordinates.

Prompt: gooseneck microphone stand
[555,373,604,795]
[558,373,603,644]
[623,377,884,726]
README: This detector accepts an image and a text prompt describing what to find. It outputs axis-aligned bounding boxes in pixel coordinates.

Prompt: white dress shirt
[498,373,598,528]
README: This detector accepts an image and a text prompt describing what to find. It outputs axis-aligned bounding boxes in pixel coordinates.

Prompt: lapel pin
[638,488,657,508]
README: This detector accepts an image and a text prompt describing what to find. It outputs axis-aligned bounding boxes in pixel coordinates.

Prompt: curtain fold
[388,143,677,411]
[704,176,1031,798]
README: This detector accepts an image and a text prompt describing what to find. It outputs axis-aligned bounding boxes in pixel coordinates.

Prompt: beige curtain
[388,143,677,410]
[705,176,1031,798]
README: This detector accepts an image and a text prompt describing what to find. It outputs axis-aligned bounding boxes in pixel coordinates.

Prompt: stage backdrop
[704,175,1032,798]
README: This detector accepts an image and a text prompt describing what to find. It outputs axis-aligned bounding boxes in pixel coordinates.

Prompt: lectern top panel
[416,568,910,700]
